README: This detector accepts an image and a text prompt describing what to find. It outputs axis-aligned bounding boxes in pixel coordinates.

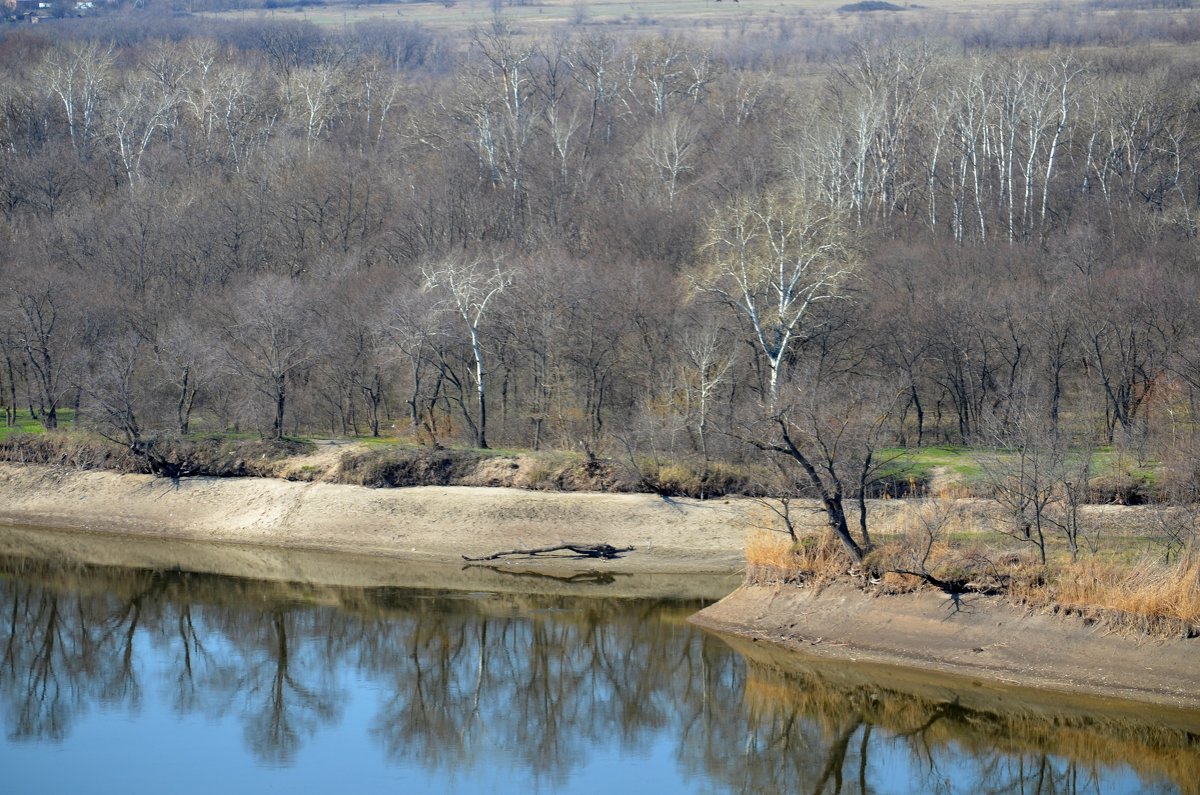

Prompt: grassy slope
[0,409,1166,501]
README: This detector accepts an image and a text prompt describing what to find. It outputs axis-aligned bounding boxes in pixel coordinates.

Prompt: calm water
[0,548,1196,794]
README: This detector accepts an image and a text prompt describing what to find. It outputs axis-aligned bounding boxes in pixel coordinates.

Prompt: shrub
[745,530,849,585]
[634,458,767,499]
[335,446,484,487]
[0,432,135,471]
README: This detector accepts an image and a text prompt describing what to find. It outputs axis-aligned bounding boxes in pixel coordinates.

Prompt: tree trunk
[273,374,287,439]
[2,348,16,427]
[470,326,488,449]
[911,383,925,446]
[177,365,193,435]
[777,422,867,563]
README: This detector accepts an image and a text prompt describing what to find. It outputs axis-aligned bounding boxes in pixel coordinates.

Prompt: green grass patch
[0,409,78,442]
[878,445,984,476]
[1090,447,1160,483]
[873,445,1168,501]
[874,445,988,495]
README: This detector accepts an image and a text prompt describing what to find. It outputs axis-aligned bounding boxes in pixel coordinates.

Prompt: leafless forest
[2,4,1199,521]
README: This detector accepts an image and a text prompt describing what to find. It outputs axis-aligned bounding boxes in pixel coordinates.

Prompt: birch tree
[104,74,180,188]
[37,41,114,161]
[637,113,697,206]
[698,191,856,406]
[423,258,514,449]
[458,23,537,227]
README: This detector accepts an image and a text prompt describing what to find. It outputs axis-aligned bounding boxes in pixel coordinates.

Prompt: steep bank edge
[690,583,1200,710]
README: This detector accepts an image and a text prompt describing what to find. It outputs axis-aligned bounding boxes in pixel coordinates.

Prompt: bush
[335,446,485,487]
[634,458,766,499]
[0,432,135,471]
[137,436,314,478]
[1088,472,1153,505]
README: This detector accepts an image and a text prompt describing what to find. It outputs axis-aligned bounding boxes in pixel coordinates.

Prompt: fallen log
[462,542,634,562]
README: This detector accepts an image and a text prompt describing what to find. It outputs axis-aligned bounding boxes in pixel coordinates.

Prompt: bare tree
[216,277,316,439]
[77,326,147,452]
[422,258,514,449]
[750,372,896,565]
[679,323,734,468]
[103,63,183,188]
[37,40,114,161]
[156,316,217,436]
[0,321,19,427]
[978,397,1096,564]
[284,63,356,156]
[457,22,538,228]
[637,112,698,206]
[699,190,856,405]
[12,282,73,431]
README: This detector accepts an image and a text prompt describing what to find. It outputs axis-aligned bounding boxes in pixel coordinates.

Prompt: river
[0,534,1196,794]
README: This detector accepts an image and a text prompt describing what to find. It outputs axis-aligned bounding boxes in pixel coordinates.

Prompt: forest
[2,3,1200,563]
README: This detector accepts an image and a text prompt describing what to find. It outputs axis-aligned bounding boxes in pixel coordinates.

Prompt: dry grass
[637,458,767,499]
[202,0,1075,41]
[745,529,849,586]
[748,497,1200,638]
[1029,555,1200,637]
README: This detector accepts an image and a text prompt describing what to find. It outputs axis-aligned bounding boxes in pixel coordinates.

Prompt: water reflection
[1,554,1196,793]
[700,641,1199,795]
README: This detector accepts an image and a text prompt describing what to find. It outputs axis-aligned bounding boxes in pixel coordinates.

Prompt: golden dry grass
[1032,555,1200,637]
[744,529,848,585]
[747,497,1200,638]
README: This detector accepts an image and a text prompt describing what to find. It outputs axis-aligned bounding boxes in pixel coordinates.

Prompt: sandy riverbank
[4,461,1199,708]
[0,462,755,597]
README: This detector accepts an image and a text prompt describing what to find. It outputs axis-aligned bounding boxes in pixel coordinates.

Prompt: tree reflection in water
[0,556,1195,793]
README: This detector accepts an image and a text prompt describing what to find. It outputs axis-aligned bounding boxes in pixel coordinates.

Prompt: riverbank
[4,461,1199,708]
[691,583,1200,710]
[0,462,752,596]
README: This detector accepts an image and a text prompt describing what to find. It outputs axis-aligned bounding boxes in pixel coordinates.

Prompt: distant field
[200,0,1068,40]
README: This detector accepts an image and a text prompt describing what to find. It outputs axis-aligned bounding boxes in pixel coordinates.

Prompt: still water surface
[0,549,1196,794]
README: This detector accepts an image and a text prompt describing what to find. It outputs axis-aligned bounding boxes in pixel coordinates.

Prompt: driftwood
[462,543,634,562]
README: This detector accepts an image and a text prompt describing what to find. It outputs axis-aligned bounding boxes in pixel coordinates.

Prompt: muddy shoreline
[0,523,743,600]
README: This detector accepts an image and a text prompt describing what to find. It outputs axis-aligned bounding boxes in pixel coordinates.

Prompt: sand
[4,461,1199,707]
[0,462,754,596]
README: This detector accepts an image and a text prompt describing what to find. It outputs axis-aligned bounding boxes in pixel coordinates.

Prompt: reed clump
[745,530,849,585]
[1028,555,1200,638]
